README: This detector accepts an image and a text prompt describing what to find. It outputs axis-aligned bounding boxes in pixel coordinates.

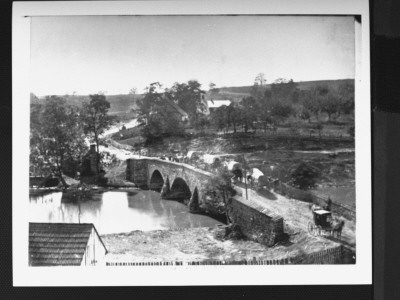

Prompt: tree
[204,166,237,222]
[290,162,321,190]
[80,93,114,173]
[226,103,241,133]
[320,93,342,121]
[239,97,258,133]
[338,82,355,115]
[270,78,298,103]
[166,80,207,128]
[256,89,274,133]
[136,82,163,125]
[270,100,293,125]
[137,82,185,140]
[30,96,88,187]
[298,106,312,123]
[129,87,137,95]
[254,73,267,86]
[301,90,321,121]
[212,105,229,133]
[251,73,267,100]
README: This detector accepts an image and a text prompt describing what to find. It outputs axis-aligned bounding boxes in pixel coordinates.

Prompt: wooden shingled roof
[29,223,106,266]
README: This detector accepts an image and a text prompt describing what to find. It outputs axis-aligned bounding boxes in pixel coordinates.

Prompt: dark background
[1,0,400,299]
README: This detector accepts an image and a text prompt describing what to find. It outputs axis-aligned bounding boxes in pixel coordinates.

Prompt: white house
[204,99,232,115]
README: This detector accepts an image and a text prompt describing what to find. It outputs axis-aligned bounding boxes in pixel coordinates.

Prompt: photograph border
[12,0,371,286]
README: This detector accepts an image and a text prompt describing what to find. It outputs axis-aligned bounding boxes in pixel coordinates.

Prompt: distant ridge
[35,94,143,114]
[33,79,353,114]
[207,78,354,101]
[215,79,354,94]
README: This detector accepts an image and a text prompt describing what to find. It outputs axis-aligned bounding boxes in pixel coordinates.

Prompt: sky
[30,15,356,97]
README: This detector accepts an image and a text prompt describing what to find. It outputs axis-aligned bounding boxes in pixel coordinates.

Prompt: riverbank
[101,226,346,264]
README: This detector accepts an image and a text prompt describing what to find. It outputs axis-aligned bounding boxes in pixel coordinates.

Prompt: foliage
[129,87,137,95]
[137,82,185,140]
[348,125,355,138]
[338,82,355,114]
[320,92,342,121]
[204,166,237,221]
[251,73,267,100]
[166,80,207,128]
[270,78,298,103]
[80,93,114,172]
[239,97,258,132]
[298,106,312,122]
[30,96,88,187]
[300,89,321,121]
[290,162,321,190]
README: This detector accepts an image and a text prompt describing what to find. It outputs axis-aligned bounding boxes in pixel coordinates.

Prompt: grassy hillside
[35,94,143,115]
[33,79,353,116]
[206,79,354,102]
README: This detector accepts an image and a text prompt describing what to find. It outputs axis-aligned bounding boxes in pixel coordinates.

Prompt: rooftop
[29,222,107,266]
[207,99,231,108]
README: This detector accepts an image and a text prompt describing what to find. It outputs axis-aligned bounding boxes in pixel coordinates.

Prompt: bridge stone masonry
[125,156,285,246]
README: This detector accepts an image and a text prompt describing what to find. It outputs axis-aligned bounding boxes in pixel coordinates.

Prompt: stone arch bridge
[126,157,215,211]
[125,156,285,246]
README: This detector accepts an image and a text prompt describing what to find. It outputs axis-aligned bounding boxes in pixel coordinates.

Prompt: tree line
[30,93,114,187]
[134,77,355,141]
[211,77,354,135]
[135,80,209,140]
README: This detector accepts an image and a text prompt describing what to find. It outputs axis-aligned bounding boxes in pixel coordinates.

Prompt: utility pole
[244,169,248,200]
[241,155,248,200]
[78,194,81,224]
[138,135,141,157]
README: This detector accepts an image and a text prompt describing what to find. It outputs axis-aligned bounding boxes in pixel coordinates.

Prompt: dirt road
[236,186,356,249]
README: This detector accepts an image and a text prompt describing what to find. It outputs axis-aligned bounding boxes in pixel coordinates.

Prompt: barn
[29,223,108,266]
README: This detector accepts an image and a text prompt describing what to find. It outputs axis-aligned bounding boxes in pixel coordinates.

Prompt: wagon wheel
[316,225,323,236]
[308,222,315,235]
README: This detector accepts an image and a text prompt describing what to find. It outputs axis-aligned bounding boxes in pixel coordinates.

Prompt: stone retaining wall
[228,195,285,247]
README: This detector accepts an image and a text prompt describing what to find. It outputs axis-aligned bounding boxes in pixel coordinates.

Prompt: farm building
[163,97,189,122]
[205,99,232,115]
[29,223,108,266]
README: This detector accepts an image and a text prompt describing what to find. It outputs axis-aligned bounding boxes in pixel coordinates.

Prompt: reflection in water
[29,190,222,234]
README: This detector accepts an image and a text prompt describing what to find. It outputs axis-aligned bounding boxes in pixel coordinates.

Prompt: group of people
[159,155,181,163]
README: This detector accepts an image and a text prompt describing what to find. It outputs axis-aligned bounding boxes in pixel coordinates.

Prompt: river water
[29,190,222,234]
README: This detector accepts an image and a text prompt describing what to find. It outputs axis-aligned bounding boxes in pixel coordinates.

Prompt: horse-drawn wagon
[308,207,345,239]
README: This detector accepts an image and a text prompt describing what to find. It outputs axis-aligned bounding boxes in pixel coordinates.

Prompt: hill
[32,79,353,116]
[206,79,354,102]
[35,94,143,115]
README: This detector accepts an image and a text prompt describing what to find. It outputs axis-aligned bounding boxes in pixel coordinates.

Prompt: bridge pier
[188,189,200,212]
[160,177,170,199]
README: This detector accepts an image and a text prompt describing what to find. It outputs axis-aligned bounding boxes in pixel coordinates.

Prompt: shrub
[290,162,321,190]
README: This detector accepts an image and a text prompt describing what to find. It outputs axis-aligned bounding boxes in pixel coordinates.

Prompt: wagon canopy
[203,154,221,165]
[250,168,264,180]
[225,161,242,171]
[313,209,331,216]
[186,151,202,160]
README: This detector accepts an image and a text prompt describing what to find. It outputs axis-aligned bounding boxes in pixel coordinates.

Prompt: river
[29,190,222,234]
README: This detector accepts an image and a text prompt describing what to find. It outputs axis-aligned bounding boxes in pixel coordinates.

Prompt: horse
[332,220,345,240]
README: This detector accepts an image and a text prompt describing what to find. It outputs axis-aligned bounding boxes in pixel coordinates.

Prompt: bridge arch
[169,177,192,202]
[149,169,164,192]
